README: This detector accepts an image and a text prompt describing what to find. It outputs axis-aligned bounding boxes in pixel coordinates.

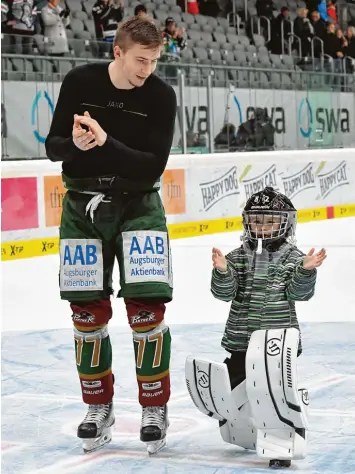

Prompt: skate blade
[146,438,167,455]
[82,428,112,454]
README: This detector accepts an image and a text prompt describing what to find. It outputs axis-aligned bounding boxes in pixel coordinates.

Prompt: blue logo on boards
[298,98,313,138]
[63,245,98,265]
[31,90,54,144]
[233,95,243,125]
[129,236,165,255]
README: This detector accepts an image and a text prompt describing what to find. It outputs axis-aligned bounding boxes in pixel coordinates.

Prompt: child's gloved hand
[212,247,227,272]
[303,248,327,270]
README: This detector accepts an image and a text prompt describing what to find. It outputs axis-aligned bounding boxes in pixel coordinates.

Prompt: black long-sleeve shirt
[45,62,177,181]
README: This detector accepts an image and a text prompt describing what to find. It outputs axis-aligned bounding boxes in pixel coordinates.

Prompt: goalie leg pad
[185,356,257,450]
[246,327,309,461]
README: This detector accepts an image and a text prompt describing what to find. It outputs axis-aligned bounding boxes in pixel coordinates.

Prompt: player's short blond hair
[114,16,163,52]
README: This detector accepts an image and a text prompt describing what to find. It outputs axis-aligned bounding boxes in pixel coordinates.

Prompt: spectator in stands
[134,4,154,22]
[268,6,291,55]
[41,0,70,56]
[214,123,237,150]
[161,17,186,82]
[327,0,337,25]
[317,0,329,22]
[186,0,199,15]
[1,0,13,33]
[234,109,275,151]
[256,0,275,21]
[162,17,186,58]
[293,7,314,57]
[179,131,206,149]
[134,4,147,17]
[324,22,344,58]
[256,0,275,40]
[310,9,326,39]
[345,26,355,57]
[92,0,124,42]
[310,9,326,57]
[345,26,355,72]
[8,0,37,54]
[323,23,345,84]
[305,0,320,14]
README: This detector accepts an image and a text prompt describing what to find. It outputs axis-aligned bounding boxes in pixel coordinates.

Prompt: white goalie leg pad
[245,328,309,461]
[185,356,256,450]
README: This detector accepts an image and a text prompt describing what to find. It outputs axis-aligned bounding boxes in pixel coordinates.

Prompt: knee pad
[71,299,112,331]
[125,298,166,332]
[246,327,309,461]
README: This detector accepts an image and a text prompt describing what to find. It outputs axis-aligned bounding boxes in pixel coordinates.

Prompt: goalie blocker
[185,328,310,462]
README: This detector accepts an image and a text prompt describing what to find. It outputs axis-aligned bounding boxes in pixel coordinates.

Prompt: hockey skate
[140,405,169,455]
[77,402,115,453]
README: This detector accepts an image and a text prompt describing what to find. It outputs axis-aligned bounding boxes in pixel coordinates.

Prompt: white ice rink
[2,218,355,474]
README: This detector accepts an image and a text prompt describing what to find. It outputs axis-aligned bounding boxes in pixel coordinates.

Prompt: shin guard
[126,299,171,406]
[71,300,114,405]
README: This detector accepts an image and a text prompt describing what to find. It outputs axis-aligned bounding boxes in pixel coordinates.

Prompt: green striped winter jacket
[211,242,317,355]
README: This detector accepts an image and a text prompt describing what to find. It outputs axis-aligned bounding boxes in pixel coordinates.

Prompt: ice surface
[2,218,355,474]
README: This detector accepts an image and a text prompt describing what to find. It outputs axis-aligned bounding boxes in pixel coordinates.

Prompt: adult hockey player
[185,186,327,469]
[45,17,176,455]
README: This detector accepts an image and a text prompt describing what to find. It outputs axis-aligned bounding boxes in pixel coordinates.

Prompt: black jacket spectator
[324,24,344,59]
[214,123,237,149]
[256,0,275,20]
[310,10,326,56]
[235,109,275,151]
[92,0,123,41]
[293,8,314,56]
[268,7,292,54]
[345,27,355,58]
[310,10,326,39]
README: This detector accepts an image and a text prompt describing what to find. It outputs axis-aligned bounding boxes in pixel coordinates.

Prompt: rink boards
[2,148,355,261]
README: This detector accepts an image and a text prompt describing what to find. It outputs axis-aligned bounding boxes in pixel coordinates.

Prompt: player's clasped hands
[212,247,227,272]
[303,248,327,270]
[72,111,107,150]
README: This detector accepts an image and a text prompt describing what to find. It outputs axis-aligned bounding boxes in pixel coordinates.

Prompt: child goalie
[187,186,327,469]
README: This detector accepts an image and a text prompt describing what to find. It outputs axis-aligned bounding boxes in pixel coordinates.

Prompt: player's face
[120,43,161,87]
[248,214,281,238]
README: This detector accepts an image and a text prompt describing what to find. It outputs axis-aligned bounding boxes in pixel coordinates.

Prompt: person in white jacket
[41,0,70,56]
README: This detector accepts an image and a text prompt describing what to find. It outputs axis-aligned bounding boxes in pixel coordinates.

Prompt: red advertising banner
[1,177,39,231]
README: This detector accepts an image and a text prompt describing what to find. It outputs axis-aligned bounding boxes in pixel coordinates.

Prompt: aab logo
[199,166,239,212]
[317,161,349,199]
[241,164,278,201]
[281,163,316,200]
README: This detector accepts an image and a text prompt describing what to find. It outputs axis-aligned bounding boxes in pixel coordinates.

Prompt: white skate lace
[85,193,111,223]
[142,406,165,428]
[83,404,110,426]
